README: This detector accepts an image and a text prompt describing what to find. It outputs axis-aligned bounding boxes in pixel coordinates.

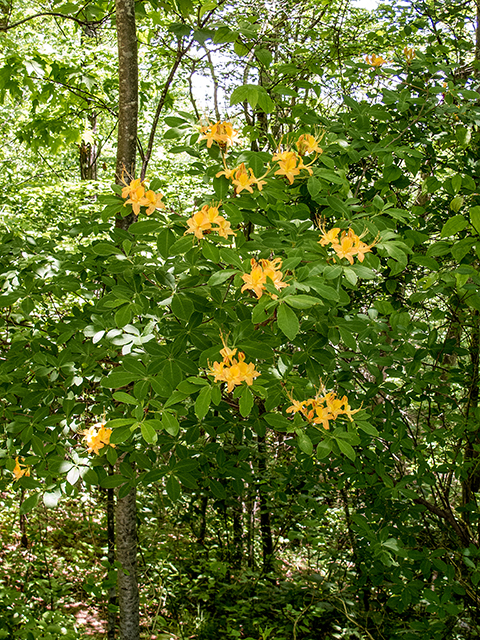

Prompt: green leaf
[209,478,226,500]
[157,228,176,258]
[195,385,212,420]
[441,214,467,237]
[284,294,319,309]
[208,269,238,286]
[92,242,120,256]
[307,176,322,198]
[162,412,180,436]
[470,206,480,234]
[171,295,194,322]
[113,391,138,405]
[20,493,39,514]
[202,240,220,263]
[141,422,158,444]
[109,426,133,444]
[100,475,127,488]
[129,220,162,235]
[316,441,332,459]
[101,370,138,388]
[277,304,300,340]
[336,438,356,461]
[357,421,379,436]
[296,429,313,455]
[166,475,181,501]
[239,386,254,417]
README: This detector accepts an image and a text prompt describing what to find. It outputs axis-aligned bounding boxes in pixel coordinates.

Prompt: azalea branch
[140,39,191,181]
[0,9,113,31]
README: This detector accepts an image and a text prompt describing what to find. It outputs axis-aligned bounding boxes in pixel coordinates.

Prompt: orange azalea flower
[404,47,415,64]
[216,217,236,239]
[124,184,146,215]
[340,396,362,421]
[142,190,165,215]
[312,405,334,430]
[121,176,143,199]
[296,133,324,155]
[83,423,115,455]
[332,234,357,265]
[207,336,260,392]
[318,227,340,246]
[13,457,30,480]
[200,121,239,148]
[242,257,288,299]
[365,53,387,67]
[273,151,301,184]
[241,263,267,299]
[185,210,212,239]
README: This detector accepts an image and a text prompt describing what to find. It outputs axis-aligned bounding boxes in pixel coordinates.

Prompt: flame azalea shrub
[5,32,480,636]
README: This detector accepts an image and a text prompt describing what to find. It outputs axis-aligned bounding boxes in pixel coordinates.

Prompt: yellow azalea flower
[318,227,341,246]
[83,423,115,455]
[200,121,239,148]
[296,133,324,155]
[207,339,259,392]
[124,185,146,215]
[220,345,237,363]
[208,360,225,382]
[241,264,267,298]
[13,457,30,480]
[203,202,223,224]
[404,47,415,63]
[237,358,260,387]
[312,405,334,430]
[354,238,376,262]
[121,176,143,199]
[323,392,345,419]
[340,396,362,421]
[215,217,236,239]
[273,151,301,184]
[185,210,211,239]
[286,399,306,414]
[141,190,165,215]
[231,163,255,194]
[332,233,357,265]
[216,166,236,180]
[365,53,387,67]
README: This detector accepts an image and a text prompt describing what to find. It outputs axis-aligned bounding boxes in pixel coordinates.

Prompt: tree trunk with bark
[114,0,140,638]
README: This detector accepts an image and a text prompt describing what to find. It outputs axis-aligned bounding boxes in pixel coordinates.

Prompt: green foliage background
[2,0,480,638]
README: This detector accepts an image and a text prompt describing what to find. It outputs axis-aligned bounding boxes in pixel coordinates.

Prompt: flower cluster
[318,223,377,265]
[82,422,115,455]
[208,341,260,393]
[241,257,288,299]
[365,53,387,67]
[212,132,323,194]
[287,390,360,430]
[216,162,269,195]
[121,176,165,216]
[184,202,236,240]
[13,456,30,480]
[200,121,239,149]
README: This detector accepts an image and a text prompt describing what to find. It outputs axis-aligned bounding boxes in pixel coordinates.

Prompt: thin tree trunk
[117,483,139,640]
[115,0,138,230]
[257,434,274,573]
[107,475,117,639]
[114,1,140,638]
